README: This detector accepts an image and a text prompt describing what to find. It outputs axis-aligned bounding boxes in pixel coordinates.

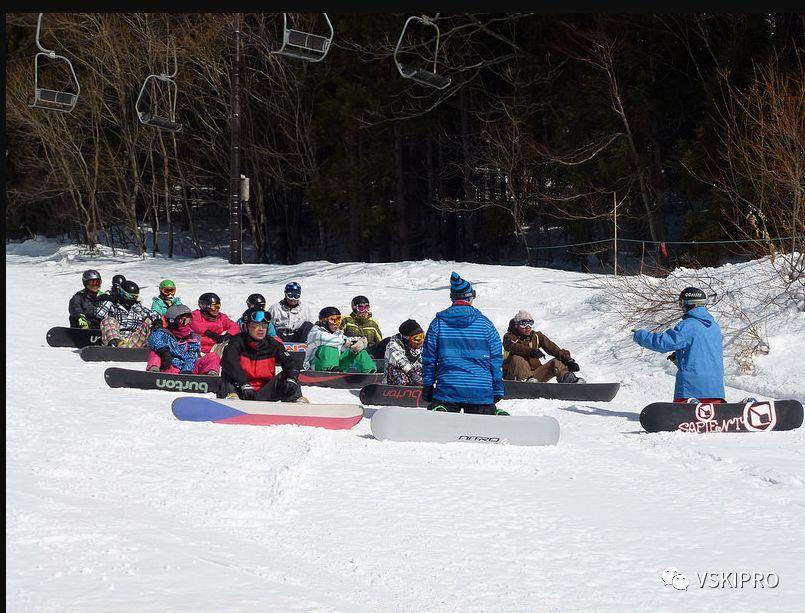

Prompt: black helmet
[319,306,341,321]
[111,274,126,288]
[198,292,221,315]
[119,280,140,303]
[351,295,370,309]
[241,307,270,326]
[678,287,707,309]
[82,269,102,285]
[247,293,266,309]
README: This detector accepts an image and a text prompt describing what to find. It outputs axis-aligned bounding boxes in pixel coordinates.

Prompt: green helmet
[159,279,176,291]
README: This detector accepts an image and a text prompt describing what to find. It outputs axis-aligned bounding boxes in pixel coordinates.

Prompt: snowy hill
[6,237,805,612]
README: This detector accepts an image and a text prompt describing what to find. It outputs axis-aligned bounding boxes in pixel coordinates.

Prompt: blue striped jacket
[421,305,504,404]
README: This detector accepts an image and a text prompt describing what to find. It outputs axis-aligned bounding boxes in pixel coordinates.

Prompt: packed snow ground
[6,237,805,612]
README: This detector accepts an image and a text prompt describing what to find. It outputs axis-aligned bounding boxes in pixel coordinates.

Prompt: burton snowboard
[104,367,220,394]
[80,346,149,362]
[298,370,384,389]
[360,380,620,407]
[640,399,804,433]
[46,326,102,348]
[370,406,560,446]
[171,396,364,429]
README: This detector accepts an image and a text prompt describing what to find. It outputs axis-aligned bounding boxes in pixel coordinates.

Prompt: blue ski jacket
[147,327,202,373]
[422,304,504,404]
[633,306,725,400]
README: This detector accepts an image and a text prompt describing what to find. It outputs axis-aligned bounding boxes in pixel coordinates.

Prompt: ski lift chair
[394,15,451,90]
[29,13,80,113]
[272,13,334,62]
[135,46,182,132]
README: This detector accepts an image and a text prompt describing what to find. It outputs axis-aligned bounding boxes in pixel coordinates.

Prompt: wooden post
[613,191,618,277]
[229,13,242,264]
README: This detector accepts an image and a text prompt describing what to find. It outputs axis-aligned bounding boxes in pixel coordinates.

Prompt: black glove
[205,330,226,343]
[422,385,434,402]
[238,382,256,401]
[284,368,300,381]
[493,395,503,404]
[564,358,580,373]
[281,376,300,397]
[157,348,173,370]
[667,353,677,365]
[529,348,546,359]
[151,317,164,330]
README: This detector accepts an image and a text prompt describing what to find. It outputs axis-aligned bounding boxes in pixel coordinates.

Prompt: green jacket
[340,313,382,347]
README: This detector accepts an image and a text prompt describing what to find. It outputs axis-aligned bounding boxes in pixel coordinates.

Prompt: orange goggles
[324,315,342,325]
[404,332,425,347]
[160,287,176,297]
[206,303,220,312]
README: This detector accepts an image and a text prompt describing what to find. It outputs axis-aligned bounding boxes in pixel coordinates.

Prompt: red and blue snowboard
[171,396,364,429]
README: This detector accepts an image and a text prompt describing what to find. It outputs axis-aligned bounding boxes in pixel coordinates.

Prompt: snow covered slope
[6,238,805,612]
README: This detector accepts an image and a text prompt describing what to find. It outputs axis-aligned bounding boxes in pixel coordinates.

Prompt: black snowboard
[46,326,102,348]
[104,367,221,394]
[359,380,621,407]
[79,346,149,362]
[640,399,804,433]
[298,371,384,389]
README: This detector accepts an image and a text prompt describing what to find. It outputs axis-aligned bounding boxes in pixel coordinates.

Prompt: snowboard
[640,399,804,433]
[46,326,102,348]
[359,380,621,407]
[298,370,384,389]
[370,406,560,446]
[104,367,220,394]
[171,396,364,429]
[79,346,149,362]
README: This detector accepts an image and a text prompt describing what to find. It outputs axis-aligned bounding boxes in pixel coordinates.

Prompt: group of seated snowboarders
[68,270,582,403]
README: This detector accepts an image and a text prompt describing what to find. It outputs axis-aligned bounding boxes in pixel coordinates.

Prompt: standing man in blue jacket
[421,272,507,415]
[632,287,725,403]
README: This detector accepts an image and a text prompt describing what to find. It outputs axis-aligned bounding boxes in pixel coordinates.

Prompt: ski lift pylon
[135,41,182,132]
[30,13,81,113]
[272,13,334,62]
[394,15,451,90]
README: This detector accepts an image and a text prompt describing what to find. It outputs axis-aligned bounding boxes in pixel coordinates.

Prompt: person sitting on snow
[268,281,315,343]
[340,295,383,357]
[68,269,109,329]
[94,280,156,347]
[237,293,278,338]
[502,309,583,383]
[218,308,303,402]
[304,307,377,373]
[383,319,424,386]
[150,279,184,316]
[190,292,241,357]
[632,287,725,403]
[146,304,220,375]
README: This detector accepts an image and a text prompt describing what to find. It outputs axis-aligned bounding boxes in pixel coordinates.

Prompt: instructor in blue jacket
[632,287,725,403]
[421,272,507,415]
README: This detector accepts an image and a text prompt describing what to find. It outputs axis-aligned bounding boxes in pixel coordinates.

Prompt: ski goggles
[404,332,425,347]
[160,287,176,297]
[203,302,220,312]
[285,292,301,300]
[515,319,534,328]
[251,310,268,323]
[175,314,192,326]
[85,278,102,287]
[323,315,342,325]
[120,288,139,301]
[355,303,370,313]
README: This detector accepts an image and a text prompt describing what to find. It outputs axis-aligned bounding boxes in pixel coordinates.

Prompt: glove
[284,368,300,381]
[157,348,173,370]
[558,349,572,362]
[205,330,226,343]
[346,336,368,353]
[238,383,256,401]
[422,384,434,402]
[493,395,504,404]
[529,348,545,360]
[409,370,423,386]
[151,317,163,330]
[564,358,580,373]
[281,376,300,397]
[77,314,89,329]
[667,353,677,365]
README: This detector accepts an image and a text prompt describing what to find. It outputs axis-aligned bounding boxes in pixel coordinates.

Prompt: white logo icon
[662,567,689,590]
[695,403,715,421]
[743,401,777,432]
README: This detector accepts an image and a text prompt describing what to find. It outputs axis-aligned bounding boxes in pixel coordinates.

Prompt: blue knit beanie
[449,271,475,300]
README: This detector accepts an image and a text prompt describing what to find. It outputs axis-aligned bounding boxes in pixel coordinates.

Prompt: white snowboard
[370,407,560,446]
